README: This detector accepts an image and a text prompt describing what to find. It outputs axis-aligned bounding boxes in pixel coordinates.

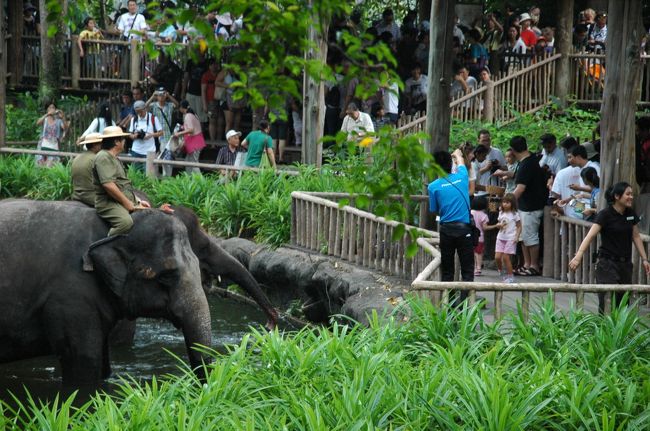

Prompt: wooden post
[482,81,494,123]
[8,0,23,86]
[542,207,554,277]
[425,0,456,153]
[301,0,329,166]
[599,0,644,199]
[145,151,156,178]
[71,35,80,89]
[130,39,140,89]
[554,0,574,106]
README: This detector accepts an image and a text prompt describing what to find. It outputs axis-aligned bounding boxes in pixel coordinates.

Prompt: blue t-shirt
[428,165,471,223]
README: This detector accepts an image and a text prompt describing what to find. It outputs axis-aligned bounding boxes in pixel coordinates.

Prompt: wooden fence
[397,53,562,136]
[290,191,440,281]
[568,52,650,107]
[289,192,649,318]
[16,35,187,90]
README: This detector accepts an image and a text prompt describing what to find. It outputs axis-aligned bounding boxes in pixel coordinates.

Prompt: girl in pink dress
[486,193,521,283]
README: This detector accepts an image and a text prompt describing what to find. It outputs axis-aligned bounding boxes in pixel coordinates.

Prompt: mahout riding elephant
[0,199,211,386]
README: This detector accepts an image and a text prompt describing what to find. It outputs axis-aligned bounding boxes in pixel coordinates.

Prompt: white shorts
[518,209,544,246]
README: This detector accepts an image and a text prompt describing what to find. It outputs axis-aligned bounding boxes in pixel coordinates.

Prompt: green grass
[2,298,649,430]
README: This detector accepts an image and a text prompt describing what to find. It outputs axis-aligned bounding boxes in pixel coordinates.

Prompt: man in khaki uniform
[93,126,150,236]
[71,132,103,207]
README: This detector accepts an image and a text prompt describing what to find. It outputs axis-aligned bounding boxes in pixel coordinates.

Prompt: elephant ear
[86,236,129,299]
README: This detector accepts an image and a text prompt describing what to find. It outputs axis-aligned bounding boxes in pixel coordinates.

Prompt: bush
[2,298,649,429]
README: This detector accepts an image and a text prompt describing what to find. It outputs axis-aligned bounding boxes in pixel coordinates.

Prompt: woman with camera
[36,102,68,167]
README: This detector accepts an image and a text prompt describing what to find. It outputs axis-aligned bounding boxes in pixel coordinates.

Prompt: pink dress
[183,113,206,155]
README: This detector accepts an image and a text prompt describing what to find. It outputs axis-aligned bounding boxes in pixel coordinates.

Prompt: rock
[219,238,409,325]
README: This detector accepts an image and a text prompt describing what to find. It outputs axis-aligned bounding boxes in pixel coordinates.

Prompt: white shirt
[405,75,428,106]
[475,147,506,196]
[539,146,567,175]
[375,21,401,42]
[80,118,116,140]
[341,112,374,140]
[130,113,162,154]
[118,12,148,40]
[551,165,581,219]
[382,81,399,115]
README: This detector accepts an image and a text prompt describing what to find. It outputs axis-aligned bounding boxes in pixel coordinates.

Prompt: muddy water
[0,296,266,405]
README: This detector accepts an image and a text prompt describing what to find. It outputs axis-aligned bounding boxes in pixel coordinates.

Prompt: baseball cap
[226,130,242,140]
[133,100,146,111]
[155,86,166,95]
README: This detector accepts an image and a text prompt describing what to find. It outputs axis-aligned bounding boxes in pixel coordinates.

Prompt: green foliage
[3,298,649,429]
[6,93,41,142]
[451,104,600,152]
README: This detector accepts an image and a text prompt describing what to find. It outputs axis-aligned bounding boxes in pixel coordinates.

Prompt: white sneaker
[503,275,515,283]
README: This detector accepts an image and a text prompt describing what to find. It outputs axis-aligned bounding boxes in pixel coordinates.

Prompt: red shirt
[520,29,537,48]
[201,70,216,103]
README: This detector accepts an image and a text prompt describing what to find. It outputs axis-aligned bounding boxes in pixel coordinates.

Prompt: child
[471,196,489,276]
[493,149,518,194]
[485,193,521,283]
[78,17,103,79]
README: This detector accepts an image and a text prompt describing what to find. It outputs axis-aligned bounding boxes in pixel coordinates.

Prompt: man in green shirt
[71,132,103,207]
[242,120,276,169]
[93,126,151,236]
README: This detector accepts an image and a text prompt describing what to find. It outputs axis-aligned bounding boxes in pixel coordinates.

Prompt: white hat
[77,132,103,146]
[519,13,532,23]
[101,126,130,139]
[226,130,242,140]
[216,12,233,26]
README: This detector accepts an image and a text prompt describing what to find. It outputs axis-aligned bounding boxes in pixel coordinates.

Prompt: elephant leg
[102,337,112,379]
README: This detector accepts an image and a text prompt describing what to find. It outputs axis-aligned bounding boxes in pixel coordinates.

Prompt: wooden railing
[569,52,650,107]
[397,53,562,136]
[290,191,440,281]
[15,35,187,90]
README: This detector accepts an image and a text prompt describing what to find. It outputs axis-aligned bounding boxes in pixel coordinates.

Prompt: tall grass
[2,298,649,430]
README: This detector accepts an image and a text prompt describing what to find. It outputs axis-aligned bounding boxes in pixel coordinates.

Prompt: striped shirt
[216,146,244,166]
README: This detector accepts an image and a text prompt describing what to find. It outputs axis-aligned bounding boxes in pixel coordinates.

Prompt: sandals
[514,267,541,276]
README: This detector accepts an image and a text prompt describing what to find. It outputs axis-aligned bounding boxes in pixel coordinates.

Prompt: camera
[490,159,500,173]
[136,129,146,139]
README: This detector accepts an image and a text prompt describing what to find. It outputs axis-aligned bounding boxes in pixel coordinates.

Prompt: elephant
[0,199,212,387]
[168,205,279,330]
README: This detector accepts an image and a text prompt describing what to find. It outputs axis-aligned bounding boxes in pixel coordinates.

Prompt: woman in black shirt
[569,182,650,312]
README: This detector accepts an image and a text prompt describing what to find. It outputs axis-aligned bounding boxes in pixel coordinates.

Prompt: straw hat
[101,126,130,139]
[77,132,103,146]
[216,12,233,26]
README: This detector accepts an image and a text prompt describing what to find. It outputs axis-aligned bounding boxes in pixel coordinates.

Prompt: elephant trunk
[207,238,278,330]
[173,265,213,379]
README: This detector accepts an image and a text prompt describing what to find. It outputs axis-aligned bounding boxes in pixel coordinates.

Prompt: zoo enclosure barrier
[397,53,562,137]
[289,193,650,319]
[0,148,299,179]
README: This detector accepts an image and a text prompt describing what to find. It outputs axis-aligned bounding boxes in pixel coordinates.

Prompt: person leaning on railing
[569,182,650,312]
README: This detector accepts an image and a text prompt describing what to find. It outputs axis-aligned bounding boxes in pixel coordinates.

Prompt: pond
[0,296,267,406]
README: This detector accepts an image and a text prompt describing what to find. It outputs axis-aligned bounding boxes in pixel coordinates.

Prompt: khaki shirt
[93,150,136,208]
[71,151,97,207]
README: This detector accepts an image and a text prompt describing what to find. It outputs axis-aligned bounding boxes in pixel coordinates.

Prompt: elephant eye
[158,269,180,287]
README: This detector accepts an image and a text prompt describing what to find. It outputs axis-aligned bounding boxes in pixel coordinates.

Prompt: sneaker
[503,276,515,283]
[474,270,482,276]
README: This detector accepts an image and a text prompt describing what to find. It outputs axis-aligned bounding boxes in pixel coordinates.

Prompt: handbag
[442,176,480,247]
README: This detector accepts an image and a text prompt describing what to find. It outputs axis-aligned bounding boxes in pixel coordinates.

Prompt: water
[0,296,267,405]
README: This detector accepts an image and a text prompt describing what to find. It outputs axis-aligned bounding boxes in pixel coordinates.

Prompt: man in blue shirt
[428,149,475,298]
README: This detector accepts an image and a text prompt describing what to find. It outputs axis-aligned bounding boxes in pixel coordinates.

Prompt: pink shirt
[182,112,205,154]
[471,209,489,243]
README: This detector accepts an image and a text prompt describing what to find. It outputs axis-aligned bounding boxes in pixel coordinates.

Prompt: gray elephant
[169,205,279,329]
[0,199,211,386]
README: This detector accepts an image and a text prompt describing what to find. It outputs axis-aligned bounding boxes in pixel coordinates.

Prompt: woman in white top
[76,102,115,144]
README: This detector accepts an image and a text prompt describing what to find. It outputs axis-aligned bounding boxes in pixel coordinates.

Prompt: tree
[599,0,644,199]
[39,0,68,104]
